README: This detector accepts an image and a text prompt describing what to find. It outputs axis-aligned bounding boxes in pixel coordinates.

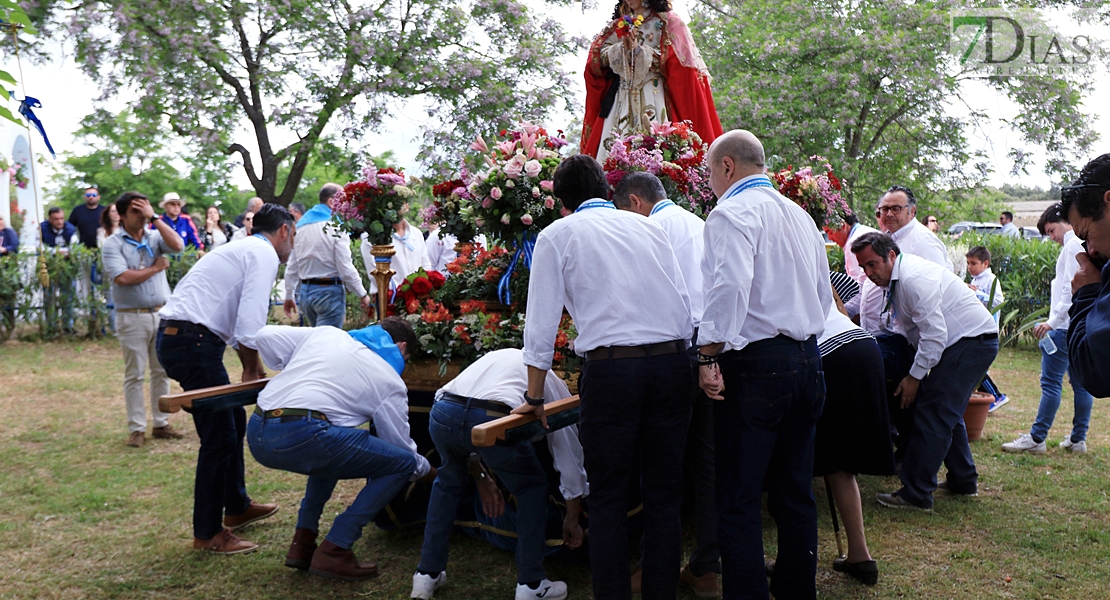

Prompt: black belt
[159,319,217,337]
[253,406,330,422]
[967,332,999,341]
[302,277,343,286]
[440,392,512,415]
[585,339,687,361]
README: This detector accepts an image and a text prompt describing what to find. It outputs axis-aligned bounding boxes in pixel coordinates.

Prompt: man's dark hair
[850,231,901,259]
[1001,211,1014,221]
[881,185,918,208]
[552,154,608,211]
[966,246,991,264]
[1036,203,1066,235]
[251,203,294,235]
[379,316,418,350]
[47,206,64,216]
[289,202,306,215]
[319,183,342,204]
[1060,153,1110,222]
[612,172,666,209]
[843,211,859,227]
[114,191,148,218]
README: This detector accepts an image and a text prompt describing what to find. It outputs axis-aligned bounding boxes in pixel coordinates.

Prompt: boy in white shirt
[965,246,1009,411]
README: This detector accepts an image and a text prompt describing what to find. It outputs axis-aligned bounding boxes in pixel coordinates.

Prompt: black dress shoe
[833,558,879,586]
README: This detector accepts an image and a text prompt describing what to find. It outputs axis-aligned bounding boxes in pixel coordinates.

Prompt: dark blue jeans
[296,283,347,329]
[897,336,999,507]
[418,400,550,583]
[155,322,250,540]
[246,413,416,549]
[714,336,824,600]
[579,351,693,600]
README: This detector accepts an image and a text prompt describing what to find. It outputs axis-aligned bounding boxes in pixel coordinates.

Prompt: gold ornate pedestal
[369,244,396,321]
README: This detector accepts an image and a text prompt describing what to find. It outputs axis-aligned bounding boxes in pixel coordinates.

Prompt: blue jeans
[897,336,999,507]
[155,322,251,540]
[714,336,824,600]
[297,283,347,328]
[246,413,416,549]
[579,351,693,600]
[418,400,550,583]
[1030,328,1094,443]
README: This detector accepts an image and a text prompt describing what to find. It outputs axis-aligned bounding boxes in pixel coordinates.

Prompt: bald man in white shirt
[696,130,833,600]
[853,232,998,510]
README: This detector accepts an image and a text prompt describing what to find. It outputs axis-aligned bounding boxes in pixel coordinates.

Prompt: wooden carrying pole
[471,395,581,448]
[158,378,272,414]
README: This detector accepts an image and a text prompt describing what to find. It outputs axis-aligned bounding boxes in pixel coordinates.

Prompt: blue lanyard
[123,234,154,257]
[574,200,616,213]
[650,199,675,216]
[882,255,903,326]
[722,176,774,201]
[252,232,273,247]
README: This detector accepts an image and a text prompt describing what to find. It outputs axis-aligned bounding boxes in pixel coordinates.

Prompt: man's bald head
[246,197,264,213]
[319,183,342,205]
[706,130,767,198]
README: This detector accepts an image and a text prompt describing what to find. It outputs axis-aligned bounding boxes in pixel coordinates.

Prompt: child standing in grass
[966,246,1009,412]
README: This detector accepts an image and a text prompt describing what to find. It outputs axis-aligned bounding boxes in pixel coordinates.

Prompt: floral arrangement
[436,242,530,309]
[467,122,568,246]
[332,165,415,244]
[602,121,716,217]
[420,177,481,244]
[10,162,28,190]
[614,13,645,38]
[394,267,447,313]
[770,156,850,230]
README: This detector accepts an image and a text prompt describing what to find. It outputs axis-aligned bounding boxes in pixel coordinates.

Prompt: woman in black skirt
[815,272,896,585]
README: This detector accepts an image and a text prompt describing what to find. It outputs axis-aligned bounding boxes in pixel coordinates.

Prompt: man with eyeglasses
[1060,153,1110,399]
[849,186,952,465]
[68,186,107,249]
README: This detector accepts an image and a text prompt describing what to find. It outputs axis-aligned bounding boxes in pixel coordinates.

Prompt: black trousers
[578,351,693,600]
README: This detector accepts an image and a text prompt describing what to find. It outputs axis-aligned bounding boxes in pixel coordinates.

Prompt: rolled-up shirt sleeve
[698,211,757,348]
[232,245,280,350]
[901,274,948,380]
[543,373,588,499]
[523,233,568,370]
[333,225,368,298]
[372,382,432,480]
[101,237,128,283]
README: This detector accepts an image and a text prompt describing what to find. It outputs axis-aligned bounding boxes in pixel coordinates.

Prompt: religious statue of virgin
[582,0,723,161]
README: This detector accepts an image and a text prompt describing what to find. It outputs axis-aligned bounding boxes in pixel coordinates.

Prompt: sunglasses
[85,192,99,198]
[1061,183,1109,203]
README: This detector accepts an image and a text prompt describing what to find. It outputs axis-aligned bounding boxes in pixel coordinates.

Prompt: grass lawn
[1,338,1106,599]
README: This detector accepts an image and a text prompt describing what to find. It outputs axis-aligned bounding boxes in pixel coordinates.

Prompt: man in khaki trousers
[101,191,186,447]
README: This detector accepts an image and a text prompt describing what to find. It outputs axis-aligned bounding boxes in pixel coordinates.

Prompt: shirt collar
[889,219,920,241]
[1064,229,1077,245]
[574,198,616,213]
[889,253,906,284]
[720,174,774,201]
[649,199,676,216]
[121,227,151,244]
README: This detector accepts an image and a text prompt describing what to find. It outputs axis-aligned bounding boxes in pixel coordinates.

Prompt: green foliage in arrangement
[0,247,109,341]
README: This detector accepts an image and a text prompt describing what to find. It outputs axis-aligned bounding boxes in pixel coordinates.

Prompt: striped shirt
[819,271,872,357]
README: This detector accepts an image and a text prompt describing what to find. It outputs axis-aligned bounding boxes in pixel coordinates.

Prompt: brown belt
[117,306,164,314]
[585,339,687,361]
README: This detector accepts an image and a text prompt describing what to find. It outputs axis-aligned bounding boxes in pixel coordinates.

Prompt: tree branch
[226,143,261,189]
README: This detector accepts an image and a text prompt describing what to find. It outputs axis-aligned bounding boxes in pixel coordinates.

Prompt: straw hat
[160,192,186,208]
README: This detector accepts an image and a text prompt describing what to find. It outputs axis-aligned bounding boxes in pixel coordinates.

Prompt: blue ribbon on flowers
[497,231,537,305]
[374,255,400,303]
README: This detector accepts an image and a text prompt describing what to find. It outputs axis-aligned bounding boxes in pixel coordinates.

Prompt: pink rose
[540,180,554,192]
[482,197,493,208]
[520,214,534,226]
[524,159,542,178]
[544,196,555,210]
[503,155,526,179]
[490,187,502,200]
[501,213,512,225]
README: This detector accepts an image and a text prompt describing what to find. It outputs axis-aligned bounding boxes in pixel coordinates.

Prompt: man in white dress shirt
[156,203,294,554]
[612,172,720,595]
[853,186,953,464]
[852,233,998,510]
[283,183,371,328]
[361,216,433,295]
[413,348,583,600]
[694,130,832,600]
[246,318,434,581]
[825,211,877,284]
[514,154,694,600]
[999,211,1021,237]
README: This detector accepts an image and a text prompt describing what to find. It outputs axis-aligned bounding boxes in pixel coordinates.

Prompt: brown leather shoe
[680,564,720,598]
[309,540,379,582]
[224,501,279,530]
[285,527,318,570]
[193,528,259,555]
[126,431,145,448]
[631,567,641,595]
[152,425,185,439]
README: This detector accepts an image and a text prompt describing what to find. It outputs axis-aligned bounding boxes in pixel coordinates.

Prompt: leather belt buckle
[272,409,284,417]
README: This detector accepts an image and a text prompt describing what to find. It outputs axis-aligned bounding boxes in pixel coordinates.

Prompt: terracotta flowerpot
[964,391,994,442]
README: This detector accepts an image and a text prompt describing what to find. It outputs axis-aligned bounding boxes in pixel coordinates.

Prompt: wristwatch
[148,215,159,224]
[524,392,545,407]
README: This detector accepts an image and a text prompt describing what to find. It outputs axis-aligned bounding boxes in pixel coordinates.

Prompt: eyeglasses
[1061,183,1109,203]
[85,192,99,198]
[877,205,908,215]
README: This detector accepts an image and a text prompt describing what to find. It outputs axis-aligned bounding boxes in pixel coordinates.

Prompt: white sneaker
[515,579,568,600]
[411,571,446,599]
[1002,433,1047,455]
[1060,439,1088,454]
